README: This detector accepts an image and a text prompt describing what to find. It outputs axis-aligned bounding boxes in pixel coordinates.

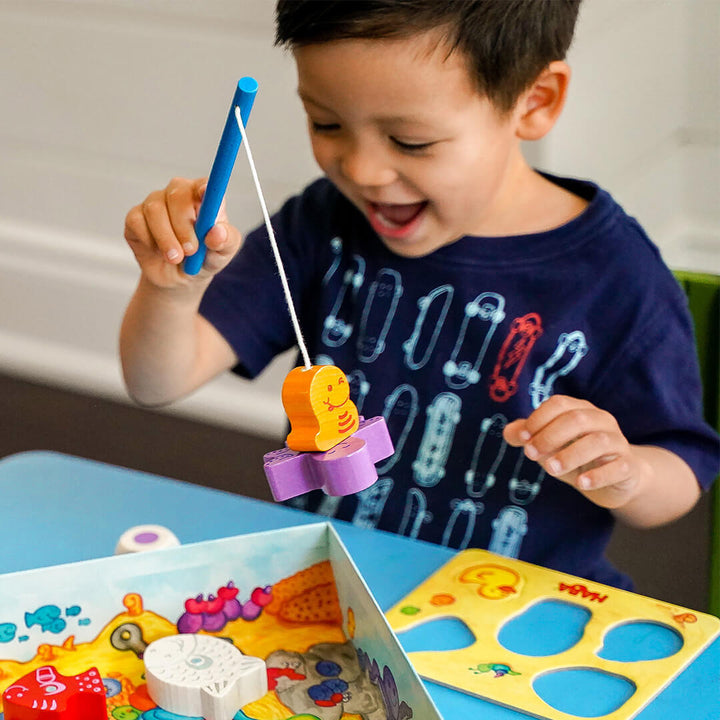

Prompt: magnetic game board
[386,549,720,720]
[0,522,442,720]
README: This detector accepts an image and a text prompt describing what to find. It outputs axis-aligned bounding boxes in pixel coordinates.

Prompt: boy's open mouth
[367,201,428,237]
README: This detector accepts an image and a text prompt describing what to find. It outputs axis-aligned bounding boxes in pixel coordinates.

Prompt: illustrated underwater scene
[0,525,431,720]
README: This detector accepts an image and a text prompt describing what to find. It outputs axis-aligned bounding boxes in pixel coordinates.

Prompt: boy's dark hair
[275,0,581,112]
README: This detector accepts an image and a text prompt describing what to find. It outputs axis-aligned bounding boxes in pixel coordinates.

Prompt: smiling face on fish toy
[144,634,267,720]
[282,365,359,452]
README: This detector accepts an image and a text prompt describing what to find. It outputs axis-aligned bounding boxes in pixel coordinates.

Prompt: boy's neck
[475,151,589,238]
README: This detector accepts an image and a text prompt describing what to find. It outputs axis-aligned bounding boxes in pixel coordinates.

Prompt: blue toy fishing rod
[183,76,259,275]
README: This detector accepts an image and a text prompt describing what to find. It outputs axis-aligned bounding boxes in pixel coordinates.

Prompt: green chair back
[674,270,720,615]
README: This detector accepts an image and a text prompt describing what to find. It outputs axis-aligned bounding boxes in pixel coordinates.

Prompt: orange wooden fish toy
[282,365,360,452]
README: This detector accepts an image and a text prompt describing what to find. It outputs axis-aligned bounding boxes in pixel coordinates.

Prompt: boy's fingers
[140,189,185,264]
[573,457,639,507]
[523,395,593,436]
[194,178,209,203]
[204,223,228,252]
[125,176,234,277]
[202,224,243,274]
[125,196,179,265]
[124,204,146,244]
[503,396,594,451]
[124,205,155,259]
[503,418,531,446]
[503,395,639,508]
[204,222,242,254]
[165,178,201,257]
[527,407,619,462]
[539,431,626,480]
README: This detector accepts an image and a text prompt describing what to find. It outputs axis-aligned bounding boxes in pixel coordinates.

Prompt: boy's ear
[515,61,571,141]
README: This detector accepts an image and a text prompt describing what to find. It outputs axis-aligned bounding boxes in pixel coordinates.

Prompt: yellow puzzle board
[386,549,720,720]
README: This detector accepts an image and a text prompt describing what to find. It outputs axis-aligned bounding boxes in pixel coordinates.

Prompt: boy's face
[294,31,525,257]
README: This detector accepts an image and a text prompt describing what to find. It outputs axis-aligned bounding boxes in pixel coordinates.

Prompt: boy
[121,0,720,589]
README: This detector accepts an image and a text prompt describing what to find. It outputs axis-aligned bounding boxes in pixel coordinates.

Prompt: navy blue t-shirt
[200,174,720,589]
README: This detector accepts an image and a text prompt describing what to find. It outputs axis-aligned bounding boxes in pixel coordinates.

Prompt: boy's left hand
[503,395,648,509]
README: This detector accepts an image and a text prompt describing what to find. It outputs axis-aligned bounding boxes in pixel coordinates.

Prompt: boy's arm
[120,177,242,406]
[609,444,700,528]
[120,276,237,406]
[504,395,702,529]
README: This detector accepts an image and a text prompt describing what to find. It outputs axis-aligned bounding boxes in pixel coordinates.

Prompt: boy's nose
[340,145,397,188]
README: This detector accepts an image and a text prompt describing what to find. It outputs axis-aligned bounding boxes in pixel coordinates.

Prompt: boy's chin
[377,232,455,259]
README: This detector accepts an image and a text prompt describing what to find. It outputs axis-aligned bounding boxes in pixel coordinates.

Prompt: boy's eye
[311,121,341,133]
[391,137,435,153]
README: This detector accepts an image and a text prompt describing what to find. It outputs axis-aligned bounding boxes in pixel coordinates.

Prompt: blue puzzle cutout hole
[396,616,476,653]
[598,620,683,661]
[533,668,636,717]
[498,599,591,656]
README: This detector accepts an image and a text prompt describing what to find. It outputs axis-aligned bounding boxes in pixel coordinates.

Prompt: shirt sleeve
[198,180,330,378]
[590,276,720,489]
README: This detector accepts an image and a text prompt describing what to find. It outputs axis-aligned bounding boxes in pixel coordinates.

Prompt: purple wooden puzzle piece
[263,416,394,502]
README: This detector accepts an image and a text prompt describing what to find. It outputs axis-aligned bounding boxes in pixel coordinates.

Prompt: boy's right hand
[124,177,241,288]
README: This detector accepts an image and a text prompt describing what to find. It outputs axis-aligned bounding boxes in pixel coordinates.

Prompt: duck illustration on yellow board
[282,365,359,452]
[459,564,521,600]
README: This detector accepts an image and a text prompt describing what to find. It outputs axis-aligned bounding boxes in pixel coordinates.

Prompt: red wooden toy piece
[2,665,106,720]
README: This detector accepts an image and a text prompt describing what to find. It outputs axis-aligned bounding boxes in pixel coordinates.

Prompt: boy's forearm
[120,275,227,406]
[610,445,701,529]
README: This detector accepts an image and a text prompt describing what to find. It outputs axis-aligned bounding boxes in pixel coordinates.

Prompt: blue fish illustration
[24,605,67,633]
[65,605,81,616]
[0,622,17,643]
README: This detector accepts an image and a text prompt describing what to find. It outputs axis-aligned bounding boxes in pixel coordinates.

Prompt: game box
[0,522,441,720]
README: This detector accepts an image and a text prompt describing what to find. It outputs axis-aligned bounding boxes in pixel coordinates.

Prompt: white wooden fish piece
[144,633,267,720]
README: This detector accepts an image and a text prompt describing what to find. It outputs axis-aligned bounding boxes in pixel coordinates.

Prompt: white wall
[1,0,718,437]
[544,0,720,271]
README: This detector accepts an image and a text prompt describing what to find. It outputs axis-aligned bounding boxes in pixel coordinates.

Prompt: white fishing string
[234,106,312,370]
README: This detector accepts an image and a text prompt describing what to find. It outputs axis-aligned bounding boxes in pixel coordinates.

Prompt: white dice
[114,524,180,554]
